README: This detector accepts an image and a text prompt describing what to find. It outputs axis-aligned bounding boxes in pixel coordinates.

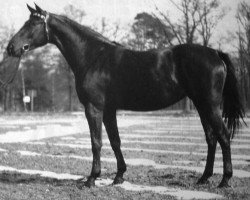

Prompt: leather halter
[32,12,50,42]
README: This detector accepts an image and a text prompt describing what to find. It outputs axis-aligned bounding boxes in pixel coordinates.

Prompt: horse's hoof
[113,176,124,185]
[76,182,85,189]
[197,178,209,185]
[76,177,95,189]
[85,178,96,188]
[218,181,231,188]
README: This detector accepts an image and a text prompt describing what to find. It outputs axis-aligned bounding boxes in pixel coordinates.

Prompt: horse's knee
[91,138,102,152]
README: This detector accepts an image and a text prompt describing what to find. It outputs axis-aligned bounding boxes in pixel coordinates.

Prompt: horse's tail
[218,51,246,139]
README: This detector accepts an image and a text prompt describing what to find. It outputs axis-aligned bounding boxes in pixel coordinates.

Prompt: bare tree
[64,4,86,24]
[0,24,16,111]
[155,0,226,46]
[91,17,125,43]
[128,13,173,50]
[197,1,226,46]
[236,1,250,109]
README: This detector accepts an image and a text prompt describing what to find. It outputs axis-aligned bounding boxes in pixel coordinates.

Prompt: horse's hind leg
[213,116,232,187]
[196,109,218,184]
[103,108,126,184]
[199,106,232,187]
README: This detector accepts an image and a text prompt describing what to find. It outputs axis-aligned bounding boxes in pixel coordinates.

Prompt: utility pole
[21,66,27,112]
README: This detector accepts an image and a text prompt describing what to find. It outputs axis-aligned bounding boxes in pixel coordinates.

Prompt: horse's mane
[54,14,121,47]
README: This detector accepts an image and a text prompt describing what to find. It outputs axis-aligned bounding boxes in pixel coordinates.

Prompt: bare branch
[151,13,174,46]
[168,0,183,12]
[155,5,184,44]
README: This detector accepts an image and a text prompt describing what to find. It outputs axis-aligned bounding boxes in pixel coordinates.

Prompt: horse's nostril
[7,44,14,56]
[23,44,30,51]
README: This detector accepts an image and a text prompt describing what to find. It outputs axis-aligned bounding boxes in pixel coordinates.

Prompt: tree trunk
[68,80,72,111]
[51,73,55,111]
[67,67,73,112]
[3,87,8,111]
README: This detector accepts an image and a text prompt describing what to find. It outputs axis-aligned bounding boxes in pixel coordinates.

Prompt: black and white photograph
[0,0,249,199]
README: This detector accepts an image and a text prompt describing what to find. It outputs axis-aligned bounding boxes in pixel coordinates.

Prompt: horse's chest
[75,73,106,108]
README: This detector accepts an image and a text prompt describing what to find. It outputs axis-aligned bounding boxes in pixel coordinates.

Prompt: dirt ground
[0,112,249,200]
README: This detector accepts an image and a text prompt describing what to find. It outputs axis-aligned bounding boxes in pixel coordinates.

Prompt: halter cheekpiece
[32,12,50,42]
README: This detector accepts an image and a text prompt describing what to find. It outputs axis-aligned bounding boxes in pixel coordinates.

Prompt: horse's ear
[34,3,43,14]
[27,4,36,14]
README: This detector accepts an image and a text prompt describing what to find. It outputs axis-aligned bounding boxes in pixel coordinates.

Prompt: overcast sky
[0,0,245,52]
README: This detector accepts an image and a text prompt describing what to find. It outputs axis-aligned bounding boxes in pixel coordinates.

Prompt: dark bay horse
[7,4,245,188]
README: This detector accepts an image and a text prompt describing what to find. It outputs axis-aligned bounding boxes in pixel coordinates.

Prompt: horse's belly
[117,86,185,111]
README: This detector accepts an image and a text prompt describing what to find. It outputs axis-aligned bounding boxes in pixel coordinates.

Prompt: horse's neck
[48,15,98,74]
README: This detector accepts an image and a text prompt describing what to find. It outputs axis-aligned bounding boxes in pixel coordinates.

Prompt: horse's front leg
[82,103,103,188]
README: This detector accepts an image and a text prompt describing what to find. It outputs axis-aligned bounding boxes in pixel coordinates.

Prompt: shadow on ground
[0,172,79,187]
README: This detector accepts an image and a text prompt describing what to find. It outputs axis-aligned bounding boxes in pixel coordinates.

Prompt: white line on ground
[119,134,250,144]
[0,125,85,143]
[16,150,250,178]
[75,136,250,145]
[173,160,250,167]
[0,148,7,152]
[154,164,250,178]
[96,178,223,200]
[120,134,203,140]
[0,165,82,180]
[73,138,250,150]
[0,165,223,199]
[0,125,18,128]
[0,119,83,125]
[134,129,250,136]
[0,117,152,143]
[233,139,250,143]
[1,120,248,145]
[43,142,250,160]
[61,136,77,140]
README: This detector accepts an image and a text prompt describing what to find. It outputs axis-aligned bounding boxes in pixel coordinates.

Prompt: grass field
[0,112,249,200]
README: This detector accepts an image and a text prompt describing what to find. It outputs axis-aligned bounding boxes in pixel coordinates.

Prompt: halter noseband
[32,12,50,42]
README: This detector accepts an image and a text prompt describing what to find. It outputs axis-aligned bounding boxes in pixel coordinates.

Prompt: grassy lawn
[0,112,249,199]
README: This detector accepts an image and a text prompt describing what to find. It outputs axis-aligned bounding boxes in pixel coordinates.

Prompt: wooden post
[21,67,27,112]
[31,90,34,112]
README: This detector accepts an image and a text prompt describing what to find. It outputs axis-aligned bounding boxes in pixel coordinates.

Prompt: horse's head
[7,4,49,57]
